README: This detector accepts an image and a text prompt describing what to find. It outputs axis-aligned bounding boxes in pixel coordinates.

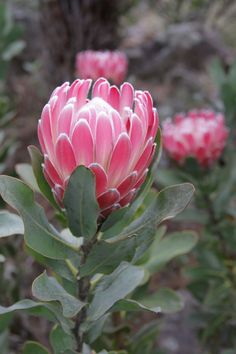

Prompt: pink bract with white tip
[76,50,128,85]
[162,110,228,167]
[38,78,159,215]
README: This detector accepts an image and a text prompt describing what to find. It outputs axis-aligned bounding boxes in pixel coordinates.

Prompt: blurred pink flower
[162,110,228,167]
[76,50,128,85]
[38,78,158,215]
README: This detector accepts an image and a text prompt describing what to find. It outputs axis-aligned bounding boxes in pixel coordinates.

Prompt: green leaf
[98,351,128,354]
[101,173,154,237]
[145,231,198,274]
[85,314,108,344]
[111,299,161,314]
[80,237,137,277]
[15,163,40,192]
[26,246,78,282]
[0,299,45,315]
[0,210,24,237]
[136,288,183,314]
[100,207,128,233]
[23,341,50,354]
[87,262,144,323]
[153,127,162,167]
[0,299,73,334]
[28,145,59,210]
[110,184,194,242]
[50,325,76,354]
[110,184,194,262]
[112,288,182,314]
[129,320,159,354]
[0,330,8,354]
[32,272,85,318]
[63,166,99,239]
[0,176,79,259]
[134,225,167,267]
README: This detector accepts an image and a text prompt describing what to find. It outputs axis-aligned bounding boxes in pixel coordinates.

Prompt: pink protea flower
[38,78,158,215]
[76,50,128,85]
[162,110,228,167]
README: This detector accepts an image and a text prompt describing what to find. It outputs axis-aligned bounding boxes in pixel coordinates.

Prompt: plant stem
[74,233,99,352]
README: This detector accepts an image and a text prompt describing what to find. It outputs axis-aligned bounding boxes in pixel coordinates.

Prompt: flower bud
[162,110,228,167]
[76,50,128,85]
[38,78,159,215]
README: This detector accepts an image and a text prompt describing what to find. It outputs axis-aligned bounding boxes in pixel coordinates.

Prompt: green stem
[74,232,99,352]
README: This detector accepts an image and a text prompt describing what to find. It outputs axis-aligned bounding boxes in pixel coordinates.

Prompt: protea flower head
[76,50,128,85]
[162,109,228,167]
[38,78,159,216]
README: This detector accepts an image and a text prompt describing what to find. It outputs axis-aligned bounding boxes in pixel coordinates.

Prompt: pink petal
[76,107,91,123]
[51,82,69,100]
[67,79,80,98]
[75,80,92,110]
[203,131,211,145]
[43,168,54,188]
[148,108,159,140]
[57,104,73,136]
[97,81,110,101]
[108,86,120,111]
[145,143,156,168]
[95,112,113,168]
[55,134,76,179]
[101,203,121,218]
[52,84,69,118]
[108,133,131,186]
[40,104,54,157]
[134,168,148,189]
[38,121,46,154]
[89,163,108,196]
[144,91,154,123]
[44,155,63,186]
[92,78,108,98]
[119,189,136,207]
[53,184,64,205]
[117,171,138,197]
[110,110,124,141]
[120,82,134,112]
[175,141,187,156]
[196,146,205,163]
[97,188,120,210]
[88,106,97,136]
[134,138,154,175]
[134,99,147,133]
[71,119,94,166]
[129,114,144,155]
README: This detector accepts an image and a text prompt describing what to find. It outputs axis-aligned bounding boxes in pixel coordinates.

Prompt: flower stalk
[74,231,100,351]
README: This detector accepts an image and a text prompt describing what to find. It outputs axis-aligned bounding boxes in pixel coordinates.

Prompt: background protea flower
[76,51,128,85]
[38,78,158,216]
[162,109,228,167]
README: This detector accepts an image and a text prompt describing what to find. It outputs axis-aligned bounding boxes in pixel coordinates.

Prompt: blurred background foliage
[0,0,235,354]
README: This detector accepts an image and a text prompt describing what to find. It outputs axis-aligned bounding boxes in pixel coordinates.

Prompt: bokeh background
[1,1,236,353]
